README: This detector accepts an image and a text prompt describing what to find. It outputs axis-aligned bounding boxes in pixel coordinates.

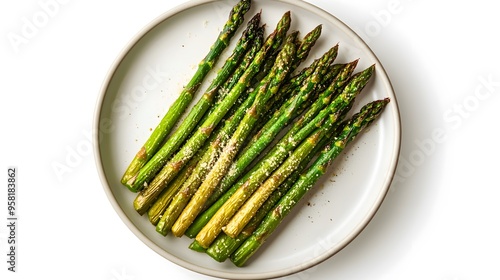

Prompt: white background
[1,0,499,279]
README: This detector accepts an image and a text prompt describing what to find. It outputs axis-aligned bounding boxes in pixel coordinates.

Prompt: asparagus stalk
[230,98,390,266]
[147,153,199,225]
[250,52,278,88]
[290,25,322,71]
[189,240,207,253]
[261,24,322,111]
[316,63,346,93]
[170,30,298,237]
[193,65,375,248]
[133,11,292,215]
[121,0,252,187]
[272,33,327,104]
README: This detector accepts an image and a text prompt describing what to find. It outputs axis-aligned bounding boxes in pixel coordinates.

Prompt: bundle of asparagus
[122,0,253,191]
[120,0,390,267]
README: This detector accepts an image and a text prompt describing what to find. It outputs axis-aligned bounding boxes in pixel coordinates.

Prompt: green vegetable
[154,35,264,235]
[121,0,252,189]
[133,11,291,215]
[205,131,331,262]
[230,98,390,266]
[194,65,376,248]
[171,26,297,237]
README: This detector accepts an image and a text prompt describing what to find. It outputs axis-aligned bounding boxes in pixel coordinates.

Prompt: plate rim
[93,0,402,279]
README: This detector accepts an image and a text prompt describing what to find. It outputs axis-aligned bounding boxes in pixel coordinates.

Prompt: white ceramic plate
[94,0,401,279]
